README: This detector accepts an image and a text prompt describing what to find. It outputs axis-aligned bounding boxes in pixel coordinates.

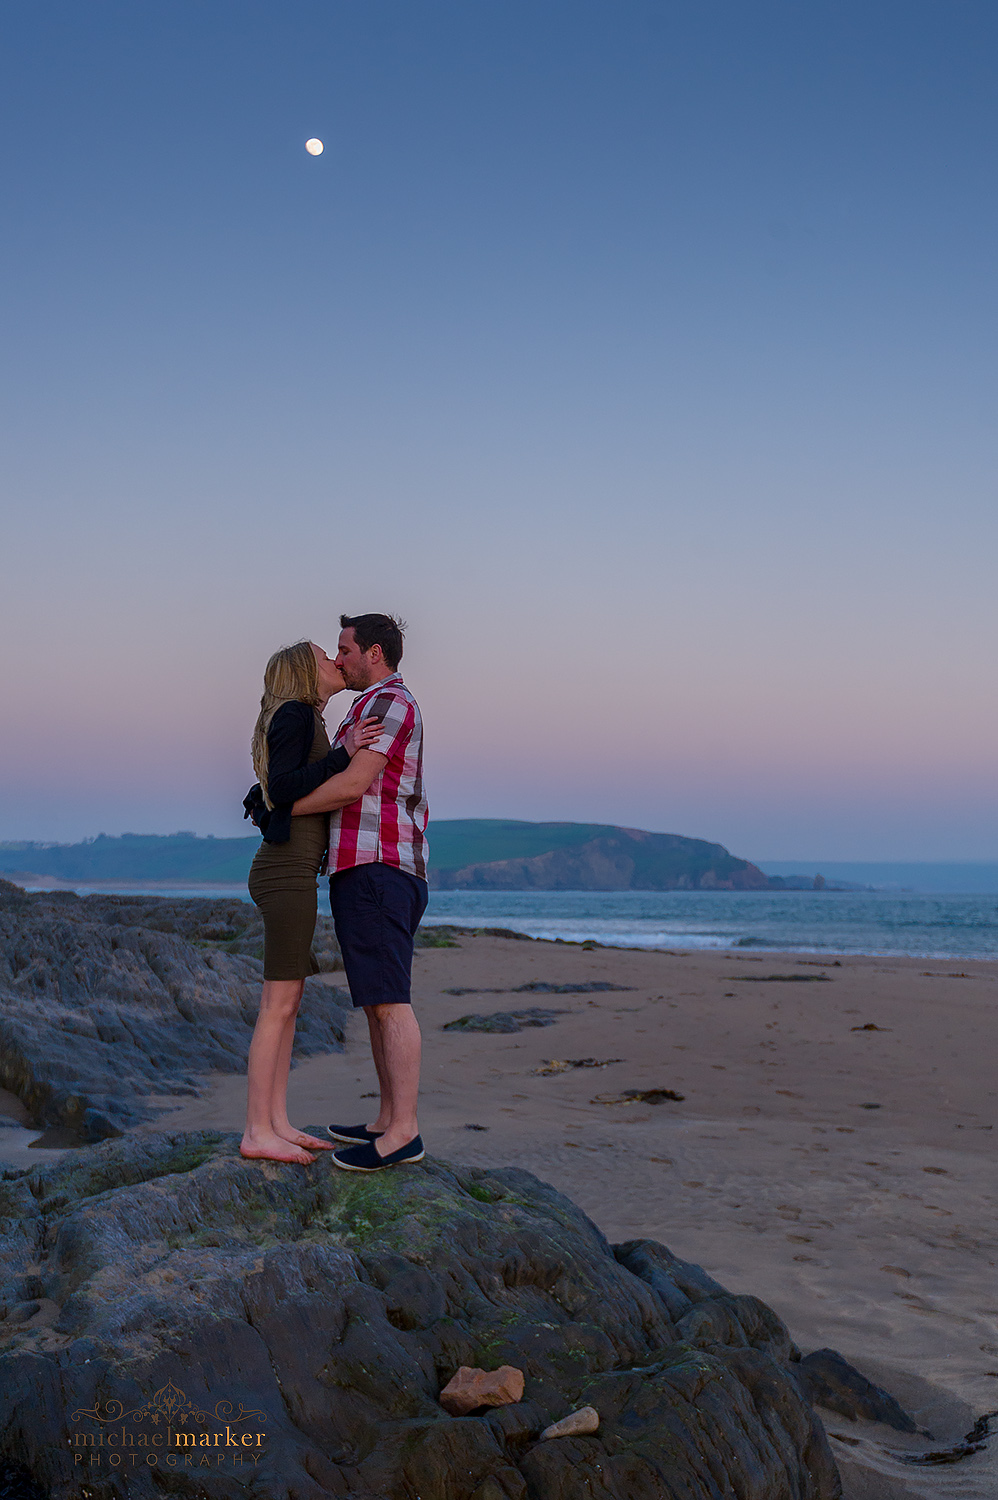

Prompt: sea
[21,883,998,962]
[427,890,998,961]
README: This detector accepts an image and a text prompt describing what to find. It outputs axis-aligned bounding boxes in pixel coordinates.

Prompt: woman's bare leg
[241,980,315,1163]
[270,996,333,1150]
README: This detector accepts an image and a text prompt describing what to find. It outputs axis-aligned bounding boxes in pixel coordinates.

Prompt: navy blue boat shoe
[331,1135,425,1172]
[327,1123,384,1144]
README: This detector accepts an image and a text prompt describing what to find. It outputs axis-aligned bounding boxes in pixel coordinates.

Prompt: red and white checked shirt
[327,673,429,881]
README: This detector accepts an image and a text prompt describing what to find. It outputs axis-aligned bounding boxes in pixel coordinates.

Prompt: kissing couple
[241,612,429,1172]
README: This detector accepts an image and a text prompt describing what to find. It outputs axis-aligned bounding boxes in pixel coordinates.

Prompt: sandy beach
[9,932,997,1497]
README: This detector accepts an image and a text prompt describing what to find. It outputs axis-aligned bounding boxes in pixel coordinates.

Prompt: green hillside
[426,819,620,871]
[0,833,259,883]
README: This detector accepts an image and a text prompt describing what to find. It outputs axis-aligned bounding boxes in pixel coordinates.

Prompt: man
[291,613,428,1171]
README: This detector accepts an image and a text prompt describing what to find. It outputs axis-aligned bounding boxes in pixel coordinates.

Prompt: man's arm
[291,749,387,814]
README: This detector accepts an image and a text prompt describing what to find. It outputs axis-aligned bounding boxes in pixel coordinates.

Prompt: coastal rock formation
[0,884,348,1142]
[0,1132,841,1499]
[433,828,771,892]
[796,1349,926,1435]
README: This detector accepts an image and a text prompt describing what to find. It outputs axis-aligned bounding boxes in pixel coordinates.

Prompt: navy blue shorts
[329,862,429,1009]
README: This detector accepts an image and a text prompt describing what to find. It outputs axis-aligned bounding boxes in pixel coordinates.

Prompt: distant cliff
[431,825,771,892]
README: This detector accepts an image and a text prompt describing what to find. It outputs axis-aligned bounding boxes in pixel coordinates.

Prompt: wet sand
[23,935,998,1496]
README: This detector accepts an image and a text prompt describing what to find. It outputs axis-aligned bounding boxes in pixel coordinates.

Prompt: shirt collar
[352,672,402,707]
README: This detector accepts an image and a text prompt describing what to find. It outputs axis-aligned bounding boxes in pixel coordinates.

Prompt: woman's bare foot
[277,1126,334,1152]
[240,1132,315,1164]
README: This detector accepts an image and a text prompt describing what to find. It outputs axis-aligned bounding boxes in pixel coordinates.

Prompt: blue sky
[1,2,996,858]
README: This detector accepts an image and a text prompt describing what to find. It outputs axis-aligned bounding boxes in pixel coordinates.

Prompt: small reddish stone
[439,1365,525,1415]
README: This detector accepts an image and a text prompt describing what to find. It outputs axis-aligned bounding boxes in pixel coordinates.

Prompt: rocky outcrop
[433,829,771,892]
[0,1132,841,1499]
[0,884,348,1142]
[795,1349,927,1435]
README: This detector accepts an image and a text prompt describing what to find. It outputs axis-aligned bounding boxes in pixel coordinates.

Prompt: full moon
[305,138,324,156]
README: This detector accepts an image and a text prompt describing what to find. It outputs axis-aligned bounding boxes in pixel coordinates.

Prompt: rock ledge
[0,1132,841,1498]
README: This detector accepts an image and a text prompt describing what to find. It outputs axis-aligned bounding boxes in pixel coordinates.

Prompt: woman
[241,640,379,1164]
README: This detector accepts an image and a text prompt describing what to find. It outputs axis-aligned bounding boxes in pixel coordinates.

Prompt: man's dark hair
[340,613,406,671]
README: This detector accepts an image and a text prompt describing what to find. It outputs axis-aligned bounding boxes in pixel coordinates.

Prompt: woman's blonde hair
[251,641,321,807]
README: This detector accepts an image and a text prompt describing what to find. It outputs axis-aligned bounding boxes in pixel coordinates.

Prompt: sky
[1,1,996,860]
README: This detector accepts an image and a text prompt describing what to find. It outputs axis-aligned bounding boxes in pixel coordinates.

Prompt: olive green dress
[247,715,331,980]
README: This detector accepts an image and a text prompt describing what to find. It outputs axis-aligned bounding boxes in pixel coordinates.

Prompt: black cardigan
[243,701,349,844]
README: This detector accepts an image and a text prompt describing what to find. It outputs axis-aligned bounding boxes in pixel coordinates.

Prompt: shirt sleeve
[362,690,415,762]
[266,703,350,806]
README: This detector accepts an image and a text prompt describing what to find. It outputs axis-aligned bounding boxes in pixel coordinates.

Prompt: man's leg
[365,1008,393,1133]
[367,1003,422,1155]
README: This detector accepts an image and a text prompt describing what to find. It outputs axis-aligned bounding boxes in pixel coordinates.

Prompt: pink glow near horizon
[5,581,996,858]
